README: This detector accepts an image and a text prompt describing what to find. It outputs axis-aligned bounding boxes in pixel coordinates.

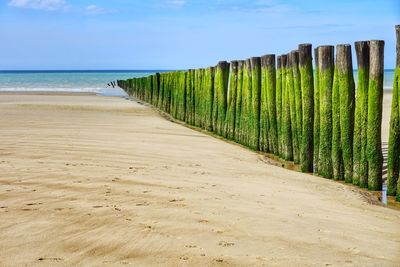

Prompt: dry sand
[0,92,399,266]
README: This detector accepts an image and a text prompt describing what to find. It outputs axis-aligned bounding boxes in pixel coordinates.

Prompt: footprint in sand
[218,241,235,247]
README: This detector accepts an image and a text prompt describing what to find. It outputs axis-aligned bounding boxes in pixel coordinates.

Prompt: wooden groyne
[118,25,399,203]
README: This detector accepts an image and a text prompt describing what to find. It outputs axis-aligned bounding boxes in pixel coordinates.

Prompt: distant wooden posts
[388,25,400,199]
[299,44,314,173]
[317,46,334,179]
[353,41,370,188]
[367,40,385,191]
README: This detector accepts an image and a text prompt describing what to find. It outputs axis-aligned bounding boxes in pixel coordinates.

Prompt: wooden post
[313,47,321,174]
[250,57,261,151]
[289,51,300,164]
[204,67,214,131]
[263,54,278,154]
[318,46,334,179]
[354,41,370,187]
[152,73,160,106]
[282,54,293,160]
[332,50,344,180]
[240,59,252,146]
[226,61,239,140]
[338,45,356,183]
[260,56,270,152]
[299,44,314,172]
[276,56,283,157]
[388,25,400,197]
[367,40,384,191]
[353,41,370,188]
[212,61,230,136]
[235,61,244,144]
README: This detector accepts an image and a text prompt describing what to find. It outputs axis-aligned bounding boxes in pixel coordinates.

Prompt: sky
[0,0,399,70]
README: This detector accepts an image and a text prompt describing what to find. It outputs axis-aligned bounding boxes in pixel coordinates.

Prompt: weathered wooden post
[240,59,252,146]
[263,54,278,154]
[353,41,370,187]
[260,56,270,152]
[185,70,194,125]
[293,51,303,164]
[313,47,321,174]
[194,69,202,127]
[250,57,261,151]
[388,25,400,198]
[338,45,356,183]
[289,51,300,164]
[299,44,314,172]
[204,67,214,131]
[367,40,385,191]
[235,61,244,143]
[276,56,283,157]
[152,73,160,106]
[226,61,239,140]
[318,46,334,178]
[332,50,344,180]
[282,54,293,160]
[212,61,230,137]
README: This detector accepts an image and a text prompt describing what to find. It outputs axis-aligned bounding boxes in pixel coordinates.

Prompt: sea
[0,70,395,96]
[0,70,163,97]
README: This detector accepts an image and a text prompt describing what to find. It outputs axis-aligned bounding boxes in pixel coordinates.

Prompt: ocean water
[0,70,163,97]
[0,70,395,96]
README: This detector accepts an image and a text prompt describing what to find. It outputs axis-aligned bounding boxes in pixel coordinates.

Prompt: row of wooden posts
[118,25,400,202]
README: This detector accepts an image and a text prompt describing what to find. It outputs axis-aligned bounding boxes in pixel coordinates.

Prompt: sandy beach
[0,92,399,266]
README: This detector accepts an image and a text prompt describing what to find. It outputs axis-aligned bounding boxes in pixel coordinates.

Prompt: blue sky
[0,0,399,70]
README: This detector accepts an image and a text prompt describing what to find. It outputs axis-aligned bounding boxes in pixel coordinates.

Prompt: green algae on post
[338,44,355,183]
[289,51,300,164]
[318,46,334,179]
[212,61,230,137]
[353,41,370,187]
[226,61,239,140]
[250,57,261,151]
[276,56,283,157]
[235,61,244,144]
[259,56,270,152]
[332,59,344,180]
[299,44,314,173]
[388,25,400,198]
[262,54,278,154]
[203,67,215,132]
[240,59,252,146]
[367,40,384,191]
[282,54,293,161]
[314,47,320,174]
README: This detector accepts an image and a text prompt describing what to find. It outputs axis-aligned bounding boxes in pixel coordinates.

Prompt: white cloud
[153,0,186,9]
[8,0,68,10]
[85,4,117,15]
[167,0,186,7]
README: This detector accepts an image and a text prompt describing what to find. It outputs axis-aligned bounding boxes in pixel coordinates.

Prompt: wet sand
[0,92,399,266]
